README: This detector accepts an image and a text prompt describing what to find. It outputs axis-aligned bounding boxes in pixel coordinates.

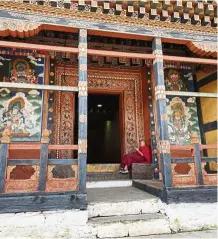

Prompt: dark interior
[87,94,121,164]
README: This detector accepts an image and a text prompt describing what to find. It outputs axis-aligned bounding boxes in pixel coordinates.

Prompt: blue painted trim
[0,10,216,42]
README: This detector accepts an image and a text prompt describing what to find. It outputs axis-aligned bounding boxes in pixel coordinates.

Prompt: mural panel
[0,55,44,141]
[165,69,201,145]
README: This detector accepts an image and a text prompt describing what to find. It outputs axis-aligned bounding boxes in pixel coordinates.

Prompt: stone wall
[0,202,217,239]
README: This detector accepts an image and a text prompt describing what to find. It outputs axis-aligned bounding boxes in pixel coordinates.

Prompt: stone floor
[87,186,157,203]
[115,230,217,239]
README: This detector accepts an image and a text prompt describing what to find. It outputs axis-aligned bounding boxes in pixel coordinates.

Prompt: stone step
[87,187,160,218]
[88,213,171,238]
[132,163,154,180]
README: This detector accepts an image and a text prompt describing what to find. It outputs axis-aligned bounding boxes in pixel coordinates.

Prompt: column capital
[152,37,163,53]
[191,132,200,144]
[41,129,51,144]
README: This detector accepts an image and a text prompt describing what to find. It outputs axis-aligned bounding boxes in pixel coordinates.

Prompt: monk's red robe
[121,145,152,169]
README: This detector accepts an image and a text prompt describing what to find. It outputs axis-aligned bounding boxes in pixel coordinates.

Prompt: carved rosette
[78,43,87,57]
[155,85,166,100]
[79,29,87,38]
[80,64,87,72]
[78,139,87,154]
[158,140,170,154]
[79,114,87,123]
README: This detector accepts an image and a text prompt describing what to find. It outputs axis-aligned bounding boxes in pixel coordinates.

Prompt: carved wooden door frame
[54,66,145,155]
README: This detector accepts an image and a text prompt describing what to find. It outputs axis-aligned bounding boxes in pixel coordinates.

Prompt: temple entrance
[55,67,147,172]
[87,94,121,164]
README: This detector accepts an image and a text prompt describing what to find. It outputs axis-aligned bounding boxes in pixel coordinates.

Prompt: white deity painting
[0,90,42,141]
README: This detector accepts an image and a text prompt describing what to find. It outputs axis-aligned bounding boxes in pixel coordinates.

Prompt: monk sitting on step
[119,140,151,174]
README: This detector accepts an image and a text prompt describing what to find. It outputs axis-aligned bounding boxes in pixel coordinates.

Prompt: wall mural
[165,69,201,145]
[0,55,44,141]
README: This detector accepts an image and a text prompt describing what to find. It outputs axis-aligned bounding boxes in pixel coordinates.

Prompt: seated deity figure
[1,98,35,136]
[9,60,38,84]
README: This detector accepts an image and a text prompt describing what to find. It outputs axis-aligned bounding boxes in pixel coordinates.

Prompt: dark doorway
[87,94,121,164]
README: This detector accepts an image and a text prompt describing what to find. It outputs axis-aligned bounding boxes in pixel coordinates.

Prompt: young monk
[119,140,151,174]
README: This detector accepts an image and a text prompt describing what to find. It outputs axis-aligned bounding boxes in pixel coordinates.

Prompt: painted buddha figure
[166,69,181,91]
[168,97,190,145]
[9,59,37,84]
[172,106,184,131]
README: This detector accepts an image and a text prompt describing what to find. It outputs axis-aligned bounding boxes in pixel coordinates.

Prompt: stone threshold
[87,180,132,188]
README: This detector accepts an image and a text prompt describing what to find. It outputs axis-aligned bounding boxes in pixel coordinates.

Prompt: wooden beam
[171,158,194,163]
[165,91,218,98]
[171,145,193,150]
[8,160,40,165]
[0,82,78,92]
[202,157,217,162]
[48,145,78,150]
[9,144,41,150]
[200,144,217,150]
[0,40,216,64]
[48,159,78,165]
[0,40,78,54]
[163,55,217,65]
[87,49,155,60]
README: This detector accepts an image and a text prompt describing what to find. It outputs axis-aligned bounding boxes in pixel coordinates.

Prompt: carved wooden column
[38,129,50,191]
[0,127,10,193]
[152,37,172,188]
[78,29,88,192]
